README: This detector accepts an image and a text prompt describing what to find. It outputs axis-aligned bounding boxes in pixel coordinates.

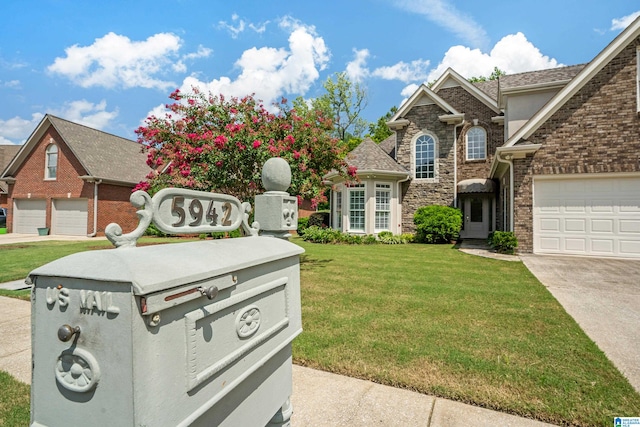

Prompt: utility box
[30,237,303,427]
[29,161,303,427]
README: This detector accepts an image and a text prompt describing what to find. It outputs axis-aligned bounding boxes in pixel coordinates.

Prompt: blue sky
[1,0,639,145]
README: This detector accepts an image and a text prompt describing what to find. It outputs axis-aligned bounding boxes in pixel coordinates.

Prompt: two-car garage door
[13,199,88,235]
[533,175,640,258]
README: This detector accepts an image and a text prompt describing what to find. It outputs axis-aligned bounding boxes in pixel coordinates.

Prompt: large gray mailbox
[29,159,302,426]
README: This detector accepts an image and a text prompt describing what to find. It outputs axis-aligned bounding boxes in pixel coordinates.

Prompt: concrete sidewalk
[0,295,555,426]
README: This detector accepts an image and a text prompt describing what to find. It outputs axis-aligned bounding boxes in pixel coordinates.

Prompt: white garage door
[52,199,88,236]
[13,199,47,234]
[534,175,640,258]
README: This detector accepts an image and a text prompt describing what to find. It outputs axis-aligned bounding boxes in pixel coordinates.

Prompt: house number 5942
[171,196,232,227]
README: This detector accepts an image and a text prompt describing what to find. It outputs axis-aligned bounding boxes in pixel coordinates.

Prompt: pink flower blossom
[293,150,301,160]
[347,165,358,177]
[214,135,227,149]
[216,160,223,168]
[253,140,262,149]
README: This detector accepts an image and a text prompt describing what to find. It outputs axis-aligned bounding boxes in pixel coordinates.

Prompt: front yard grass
[0,237,638,426]
[293,239,640,426]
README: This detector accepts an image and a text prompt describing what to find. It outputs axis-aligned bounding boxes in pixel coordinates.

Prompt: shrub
[413,205,462,244]
[210,229,243,239]
[401,233,415,243]
[144,223,167,237]
[308,211,330,228]
[488,231,518,254]
[297,217,310,232]
[363,234,378,245]
[377,231,393,239]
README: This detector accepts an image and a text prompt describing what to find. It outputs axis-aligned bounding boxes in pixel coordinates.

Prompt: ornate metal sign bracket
[106,189,260,248]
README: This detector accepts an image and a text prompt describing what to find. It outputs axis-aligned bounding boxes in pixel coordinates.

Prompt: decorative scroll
[105,189,259,248]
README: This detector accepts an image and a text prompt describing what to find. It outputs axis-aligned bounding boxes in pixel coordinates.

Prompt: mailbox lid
[29,236,303,295]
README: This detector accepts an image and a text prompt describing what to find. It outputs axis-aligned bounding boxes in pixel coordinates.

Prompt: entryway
[460,196,491,239]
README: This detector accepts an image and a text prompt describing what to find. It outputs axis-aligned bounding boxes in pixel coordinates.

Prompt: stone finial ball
[262,157,292,192]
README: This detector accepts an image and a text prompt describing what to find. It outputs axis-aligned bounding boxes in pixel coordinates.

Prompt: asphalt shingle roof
[472,79,499,102]
[346,138,408,174]
[499,64,586,90]
[0,144,21,193]
[378,134,396,158]
[47,115,152,184]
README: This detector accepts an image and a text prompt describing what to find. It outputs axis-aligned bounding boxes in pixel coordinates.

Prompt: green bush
[144,223,166,237]
[377,231,393,239]
[297,217,310,232]
[299,226,378,245]
[413,205,462,244]
[210,229,242,239]
[488,231,518,254]
[308,211,330,228]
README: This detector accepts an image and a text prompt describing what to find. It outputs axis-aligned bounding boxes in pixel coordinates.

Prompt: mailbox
[29,159,303,427]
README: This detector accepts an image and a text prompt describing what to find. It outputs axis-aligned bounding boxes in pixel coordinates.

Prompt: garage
[52,199,88,236]
[533,175,640,258]
[13,199,47,234]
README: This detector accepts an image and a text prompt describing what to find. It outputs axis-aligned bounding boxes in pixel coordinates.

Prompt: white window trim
[333,187,343,230]
[412,131,438,182]
[347,183,366,233]
[45,142,58,181]
[465,126,487,161]
[374,182,392,232]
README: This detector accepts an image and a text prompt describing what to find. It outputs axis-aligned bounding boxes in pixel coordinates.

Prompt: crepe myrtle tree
[135,89,356,208]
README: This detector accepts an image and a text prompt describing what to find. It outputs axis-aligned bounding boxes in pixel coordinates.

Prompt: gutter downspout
[495,153,514,232]
[87,179,102,237]
[453,120,465,208]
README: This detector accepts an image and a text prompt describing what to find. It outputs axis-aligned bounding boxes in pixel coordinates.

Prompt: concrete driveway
[521,255,640,393]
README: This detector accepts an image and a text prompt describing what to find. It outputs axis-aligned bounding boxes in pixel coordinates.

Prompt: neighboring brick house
[0,144,21,208]
[326,16,640,258]
[0,114,152,236]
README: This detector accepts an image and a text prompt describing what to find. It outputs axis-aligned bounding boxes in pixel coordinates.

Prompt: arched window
[45,144,58,179]
[466,126,486,160]
[415,134,435,179]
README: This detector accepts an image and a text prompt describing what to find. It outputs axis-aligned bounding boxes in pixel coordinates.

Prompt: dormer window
[45,143,58,180]
[466,126,486,160]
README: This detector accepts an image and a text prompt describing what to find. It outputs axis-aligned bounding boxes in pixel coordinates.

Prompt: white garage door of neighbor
[52,199,88,236]
[534,176,640,258]
[13,199,47,234]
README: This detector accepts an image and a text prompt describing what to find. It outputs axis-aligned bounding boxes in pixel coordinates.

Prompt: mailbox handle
[198,286,219,300]
[58,324,81,342]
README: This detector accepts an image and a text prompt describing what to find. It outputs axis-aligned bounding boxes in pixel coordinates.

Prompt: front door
[461,197,489,239]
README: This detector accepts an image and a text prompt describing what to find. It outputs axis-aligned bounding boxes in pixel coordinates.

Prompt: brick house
[326,16,640,258]
[0,114,152,236]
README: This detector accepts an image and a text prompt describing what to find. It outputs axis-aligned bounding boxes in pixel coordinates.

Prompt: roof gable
[431,68,500,113]
[388,83,462,124]
[2,115,152,185]
[0,144,21,193]
[505,15,640,146]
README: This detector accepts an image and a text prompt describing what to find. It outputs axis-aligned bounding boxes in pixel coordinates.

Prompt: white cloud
[346,49,370,82]
[1,80,20,88]
[47,32,186,90]
[372,58,431,83]
[426,32,561,82]
[52,100,118,130]
[218,14,270,38]
[391,0,489,48]
[0,113,44,144]
[157,17,329,116]
[611,11,640,31]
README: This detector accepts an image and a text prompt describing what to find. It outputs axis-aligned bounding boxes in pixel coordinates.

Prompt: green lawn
[1,238,639,426]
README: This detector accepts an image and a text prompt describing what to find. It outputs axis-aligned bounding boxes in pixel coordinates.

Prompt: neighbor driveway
[521,255,640,393]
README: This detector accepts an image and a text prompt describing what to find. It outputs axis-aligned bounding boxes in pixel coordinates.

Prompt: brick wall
[436,86,504,183]
[513,37,640,252]
[6,125,138,235]
[396,104,455,231]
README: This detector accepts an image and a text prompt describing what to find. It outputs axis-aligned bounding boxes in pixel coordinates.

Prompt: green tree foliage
[135,89,356,208]
[314,72,369,144]
[468,66,507,83]
[368,106,397,142]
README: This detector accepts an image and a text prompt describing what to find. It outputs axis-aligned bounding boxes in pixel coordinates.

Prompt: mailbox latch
[57,324,81,342]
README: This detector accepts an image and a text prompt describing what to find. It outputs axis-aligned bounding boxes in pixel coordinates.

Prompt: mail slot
[29,236,303,426]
